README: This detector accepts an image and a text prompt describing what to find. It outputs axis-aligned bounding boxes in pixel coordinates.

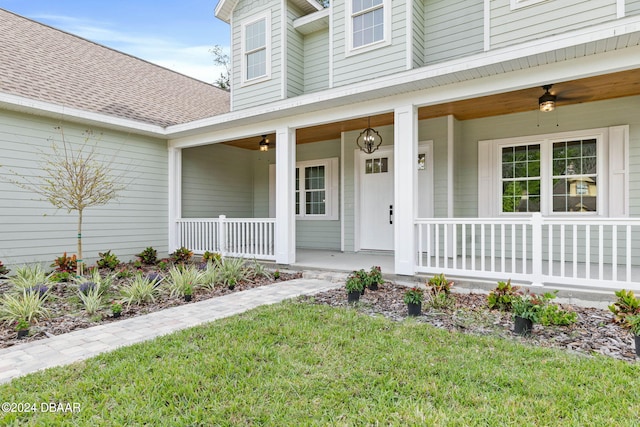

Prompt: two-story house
[2,1,640,293]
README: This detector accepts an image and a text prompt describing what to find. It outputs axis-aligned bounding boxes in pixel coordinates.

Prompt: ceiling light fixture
[539,84,556,112]
[356,117,382,154]
[259,135,269,152]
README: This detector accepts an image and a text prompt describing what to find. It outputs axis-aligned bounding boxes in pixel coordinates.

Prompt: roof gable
[0,9,230,128]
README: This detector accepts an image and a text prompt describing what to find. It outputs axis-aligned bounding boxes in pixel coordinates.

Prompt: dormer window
[242,13,271,84]
[347,0,390,55]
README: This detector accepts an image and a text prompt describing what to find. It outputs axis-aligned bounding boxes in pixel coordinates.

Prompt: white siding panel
[0,111,168,267]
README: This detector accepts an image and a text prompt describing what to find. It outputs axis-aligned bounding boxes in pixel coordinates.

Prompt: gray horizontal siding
[491,0,617,48]
[412,0,425,67]
[182,144,254,218]
[627,0,640,15]
[424,0,484,65]
[303,30,330,93]
[0,110,168,267]
[287,5,305,98]
[231,0,283,110]
[332,0,407,87]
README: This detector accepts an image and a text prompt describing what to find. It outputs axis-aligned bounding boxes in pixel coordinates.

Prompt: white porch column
[168,146,182,253]
[394,105,418,275]
[275,127,296,264]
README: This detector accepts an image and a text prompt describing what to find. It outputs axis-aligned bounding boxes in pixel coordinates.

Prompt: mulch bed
[0,268,301,349]
[303,282,639,362]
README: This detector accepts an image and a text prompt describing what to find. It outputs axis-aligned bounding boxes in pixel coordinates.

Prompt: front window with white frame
[269,158,339,220]
[500,137,599,215]
[347,0,390,53]
[242,14,270,83]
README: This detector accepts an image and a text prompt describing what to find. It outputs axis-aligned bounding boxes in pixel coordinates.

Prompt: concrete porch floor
[293,249,396,275]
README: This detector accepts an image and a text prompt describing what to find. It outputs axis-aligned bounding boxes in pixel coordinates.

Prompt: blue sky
[0,0,230,83]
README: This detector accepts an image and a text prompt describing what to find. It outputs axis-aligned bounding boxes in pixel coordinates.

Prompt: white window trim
[269,157,339,221]
[240,12,271,86]
[510,0,549,10]
[481,128,620,218]
[345,0,391,57]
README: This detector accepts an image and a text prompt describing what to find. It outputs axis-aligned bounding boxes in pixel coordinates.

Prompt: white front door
[359,149,394,250]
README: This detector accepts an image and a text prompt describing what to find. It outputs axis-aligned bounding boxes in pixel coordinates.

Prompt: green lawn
[1,301,639,426]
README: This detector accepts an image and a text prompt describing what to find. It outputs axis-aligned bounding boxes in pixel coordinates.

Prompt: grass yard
[1,301,639,426]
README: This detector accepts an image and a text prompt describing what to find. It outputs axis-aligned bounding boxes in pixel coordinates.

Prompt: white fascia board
[0,92,166,137]
[166,14,640,140]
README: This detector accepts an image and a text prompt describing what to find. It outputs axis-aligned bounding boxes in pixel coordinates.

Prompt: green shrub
[166,265,204,298]
[0,289,50,325]
[247,259,272,280]
[218,257,248,289]
[426,274,454,309]
[136,247,158,265]
[97,250,120,270]
[170,247,193,264]
[9,264,51,290]
[608,289,640,327]
[0,260,9,276]
[203,251,222,264]
[51,252,77,273]
[403,287,423,305]
[539,304,578,326]
[120,274,158,306]
[345,271,365,292]
[488,279,520,311]
[201,262,222,290]
[78,286,104,315]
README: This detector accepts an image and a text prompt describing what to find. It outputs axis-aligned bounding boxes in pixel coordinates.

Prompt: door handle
[389,205,393,224]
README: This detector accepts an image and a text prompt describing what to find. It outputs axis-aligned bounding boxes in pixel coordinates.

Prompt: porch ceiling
[223,68,640,150]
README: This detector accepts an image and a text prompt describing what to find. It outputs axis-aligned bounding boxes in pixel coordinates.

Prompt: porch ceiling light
[356,117,383,154]
[539,84,556,112]
[259,135,269,151]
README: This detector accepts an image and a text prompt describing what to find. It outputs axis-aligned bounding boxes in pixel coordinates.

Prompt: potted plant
[627,314,640,357]
[511,294,543,335]
[368,266,383,291]
[111,301,123,318]
[403,287,424,316]
[353,269,370,295]
[184,283,193,302]
[345,272,364,303]
[15,319,29,338]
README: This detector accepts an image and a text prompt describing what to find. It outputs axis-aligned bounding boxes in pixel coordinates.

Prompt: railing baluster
[481,224,485,272]
[500,224,505,273]
[471,223,476,271]
[418,224,423,268]
[435,224,440,269]
[462,224,467,270]
[490,224,495,273]
[560,224,565,278]
[522,223,527,274]
[599,225,604,280]
[612,225,618,282]
[573,224,578,278]
[627,225,632,282]
[511,224,516,274]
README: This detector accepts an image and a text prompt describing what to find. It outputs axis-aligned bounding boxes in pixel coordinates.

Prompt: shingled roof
[0,9,230,128]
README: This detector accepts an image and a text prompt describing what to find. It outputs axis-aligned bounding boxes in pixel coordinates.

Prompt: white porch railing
[416,214,640,291]
[176,216,276,261]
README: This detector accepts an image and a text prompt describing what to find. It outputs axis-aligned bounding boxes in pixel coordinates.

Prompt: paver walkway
[0,277,342,384]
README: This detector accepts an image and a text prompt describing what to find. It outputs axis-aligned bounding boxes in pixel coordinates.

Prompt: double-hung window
[269,158,339,220]
[348,0,389,53]
[242,14,270,83]
[480,127,628,218]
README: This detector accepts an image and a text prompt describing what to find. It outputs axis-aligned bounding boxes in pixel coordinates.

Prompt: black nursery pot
[347,290,361,303]
[368,282,379,291]
[17,329,29,339]
[635,335,640,357]
[407,302,421,317]
[184,294,193,302]
[514,316,533,335]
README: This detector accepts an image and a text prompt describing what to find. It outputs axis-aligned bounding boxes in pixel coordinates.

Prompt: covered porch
[168,65,640,293]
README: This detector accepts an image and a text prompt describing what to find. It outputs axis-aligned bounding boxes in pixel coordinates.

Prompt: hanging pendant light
[259,135,269,152]
[539,84,556,112]
[356,117,382,154]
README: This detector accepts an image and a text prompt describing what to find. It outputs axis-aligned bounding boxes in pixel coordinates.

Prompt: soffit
[222,68,640,149]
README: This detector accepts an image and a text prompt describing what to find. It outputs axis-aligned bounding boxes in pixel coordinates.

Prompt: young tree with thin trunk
[2,127,125,276]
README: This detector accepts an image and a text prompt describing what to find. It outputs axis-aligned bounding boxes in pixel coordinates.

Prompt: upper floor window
[242,14,270,84]
[347,0,390,54]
